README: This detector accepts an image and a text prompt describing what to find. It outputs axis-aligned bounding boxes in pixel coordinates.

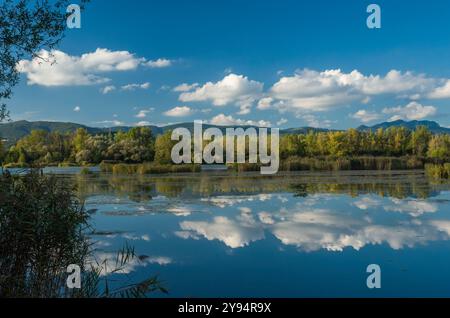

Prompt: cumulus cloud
[179,74,263,113]
[17,49,144,86]
[209,114,271,127]
[268,69,436,113]
[382,102,436,121]
[428,80,450,99]
[351,109,382,123]
[73,106,81,112]
[164,106,194,117]
[144,58,172,68]
[17,49,173,87]
[257,97,274,110]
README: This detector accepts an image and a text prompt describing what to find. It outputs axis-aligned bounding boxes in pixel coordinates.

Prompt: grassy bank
[7,156,447,176]
[229,156,426,173]
[97,156,429,175]
[100,162,201,174]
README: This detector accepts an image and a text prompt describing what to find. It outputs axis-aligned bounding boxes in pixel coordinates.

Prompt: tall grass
[425,163,450,179]
[227,156,425,172]
[100,162,201,174]
[0,170,166,298]
[0,170,89,297]
[100,157,425,175]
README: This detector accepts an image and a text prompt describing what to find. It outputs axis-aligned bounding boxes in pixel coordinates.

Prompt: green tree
[154,131,175,164]
[76,135,112,164]
[73,128,89,153]
[106,127,155,163]
[410,126,431,156]
[427,135,450,160]
[345,129,362,155]
[328,131,347,157]
[280,135,305,159]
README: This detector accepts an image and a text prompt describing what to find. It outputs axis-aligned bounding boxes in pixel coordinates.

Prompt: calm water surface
[37,169,450,297]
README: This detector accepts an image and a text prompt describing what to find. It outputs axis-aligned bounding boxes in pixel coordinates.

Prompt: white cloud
[100,85,116,94]
[17,49,144,86]
[257,97,274,110]
[276,118,288,126]
[173,83,199,92]
[428,80,450,99]
[300,114,333,128]
[73,106,81,112]
[121,82,150,91]
[135,121,151,127]
[357,70,433,95]
[179,74,263,112]
[144,58,172,68]
[351,109,382,123]
[164,106,194,117]
[268,69,436,113]
[135,108,154,118]
[383,102,437,121]
[209,114,271,127]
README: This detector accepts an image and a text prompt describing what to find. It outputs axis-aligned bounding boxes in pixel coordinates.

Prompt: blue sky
[10,0,450,129]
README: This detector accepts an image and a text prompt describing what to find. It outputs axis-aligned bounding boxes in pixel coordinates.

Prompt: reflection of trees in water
[290,182,435,199]
[73,174,153,202]
[69,171,448,202]
[288,171,448,199]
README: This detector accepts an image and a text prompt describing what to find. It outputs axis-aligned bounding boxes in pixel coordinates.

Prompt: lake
[31,168,450,297]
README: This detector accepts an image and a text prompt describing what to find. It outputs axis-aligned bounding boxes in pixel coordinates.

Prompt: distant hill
[0,120,329,145]
[0,121,161,145]
[357,120,450,134]
[1,119,449,146]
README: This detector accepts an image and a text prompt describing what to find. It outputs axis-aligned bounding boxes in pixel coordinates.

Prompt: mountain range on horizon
[1,119,449,145]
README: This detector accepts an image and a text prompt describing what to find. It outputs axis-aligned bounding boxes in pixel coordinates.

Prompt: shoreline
[3,164,449,181]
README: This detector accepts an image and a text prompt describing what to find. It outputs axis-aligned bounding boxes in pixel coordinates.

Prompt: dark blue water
[51,170,450,297]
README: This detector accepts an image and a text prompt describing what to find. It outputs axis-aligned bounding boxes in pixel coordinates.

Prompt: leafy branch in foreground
[0,0,89,121]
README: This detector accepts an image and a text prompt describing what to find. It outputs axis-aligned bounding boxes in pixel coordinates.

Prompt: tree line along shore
[1,125,450,178]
